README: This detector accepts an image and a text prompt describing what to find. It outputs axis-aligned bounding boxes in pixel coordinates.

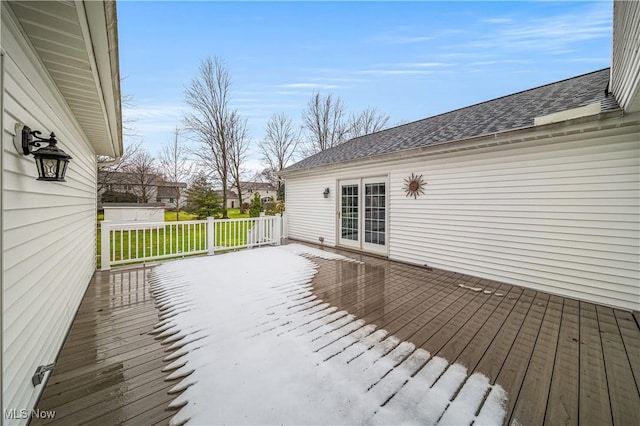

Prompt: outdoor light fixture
[323,187,330,198]
[16,124,72,181]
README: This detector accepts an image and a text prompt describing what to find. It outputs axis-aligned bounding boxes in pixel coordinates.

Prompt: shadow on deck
[33,245,640,425]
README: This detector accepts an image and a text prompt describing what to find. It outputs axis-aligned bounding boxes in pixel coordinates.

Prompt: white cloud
[276,83,340,89]
[123,103,186,121]
[369,25,434,45]
[468,3,611,53]
[396,62,451,68]
[271,90,314,96]
[470,59,532,66]
[482,18,512,24]
[357,69,435,76]
[372,34,433,44]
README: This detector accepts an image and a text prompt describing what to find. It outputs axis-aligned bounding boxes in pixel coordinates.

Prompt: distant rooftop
[284,68,619,173]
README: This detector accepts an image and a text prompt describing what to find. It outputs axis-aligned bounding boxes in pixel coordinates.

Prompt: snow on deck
[148,244,507,425]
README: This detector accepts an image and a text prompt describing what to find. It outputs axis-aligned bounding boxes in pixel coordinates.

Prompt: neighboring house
[98,170,187,209]
[229,181,278,208]
[1,0,122,422]
[216,190,240,209]
[282,2,639,311]
[156,182,188,209]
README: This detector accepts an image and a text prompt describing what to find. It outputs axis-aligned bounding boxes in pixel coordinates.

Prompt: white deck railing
[100,214,282,270]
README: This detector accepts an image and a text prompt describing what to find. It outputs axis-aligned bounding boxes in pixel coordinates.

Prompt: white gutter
[1,46,5,422]
[75,0,123,158]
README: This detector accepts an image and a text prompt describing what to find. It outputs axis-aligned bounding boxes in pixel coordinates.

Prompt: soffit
[8,0,121,157]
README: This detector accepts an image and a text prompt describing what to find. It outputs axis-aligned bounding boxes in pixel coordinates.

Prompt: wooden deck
[33,246,640,425]
[32,267,179,426]
[308,247,640,426]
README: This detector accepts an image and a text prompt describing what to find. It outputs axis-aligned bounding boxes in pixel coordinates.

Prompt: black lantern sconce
[16,125,72,181]
[323,187,330,198]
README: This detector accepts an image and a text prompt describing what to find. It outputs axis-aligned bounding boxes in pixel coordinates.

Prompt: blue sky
[118,0,613,172]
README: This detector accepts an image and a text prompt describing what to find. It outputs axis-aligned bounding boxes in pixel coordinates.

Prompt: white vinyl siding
[611,0,640,111]
[388,132,639,311]
[286,176,337,246]
[285,124,640,311]
[2,11,97,421]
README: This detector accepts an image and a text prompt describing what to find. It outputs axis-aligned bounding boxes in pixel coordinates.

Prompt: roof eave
[77,0,123,157]
[281,109,627,177]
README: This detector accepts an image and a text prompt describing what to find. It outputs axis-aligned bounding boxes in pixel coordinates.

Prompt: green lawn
[97,208,253,268]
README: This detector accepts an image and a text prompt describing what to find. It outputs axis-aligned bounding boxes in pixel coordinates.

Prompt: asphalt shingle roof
[284,68,619,172]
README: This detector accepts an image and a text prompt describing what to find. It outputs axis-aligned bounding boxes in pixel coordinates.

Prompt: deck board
[597,305,640,426]
[614,309,640,392]
[495,291,550,422]
[545,298,580,426]
[32,245,639,425]
[473,288,536,381]
[510,295,563,425]
[442,284,523,366]
[415,280,506,353]
[579,301,613,426]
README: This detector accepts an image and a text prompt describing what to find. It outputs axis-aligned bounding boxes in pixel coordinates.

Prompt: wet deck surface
[308,246,640,426]
[33,245,639,425]
[33,267,178,426]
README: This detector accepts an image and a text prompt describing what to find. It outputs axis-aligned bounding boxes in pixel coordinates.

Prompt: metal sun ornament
[403,173,426,199]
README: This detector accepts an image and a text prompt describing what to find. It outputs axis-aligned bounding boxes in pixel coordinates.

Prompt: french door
[338,177,387,255]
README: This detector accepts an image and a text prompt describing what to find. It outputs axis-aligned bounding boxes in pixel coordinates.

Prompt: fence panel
[101,214,281,270]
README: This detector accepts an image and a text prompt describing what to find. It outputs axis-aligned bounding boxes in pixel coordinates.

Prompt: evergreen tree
[248,192,263,218]
[186,173,222,219]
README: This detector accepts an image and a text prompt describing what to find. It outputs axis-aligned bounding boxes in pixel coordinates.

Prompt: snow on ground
[149,244,507,425]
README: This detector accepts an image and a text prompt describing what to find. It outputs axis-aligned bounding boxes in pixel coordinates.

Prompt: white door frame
[361,177,388,254]
[338,179,361,248]
[337,176,389,255]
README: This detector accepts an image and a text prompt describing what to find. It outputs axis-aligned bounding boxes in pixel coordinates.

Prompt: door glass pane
[341,184,358,241]
[364,183,385,245]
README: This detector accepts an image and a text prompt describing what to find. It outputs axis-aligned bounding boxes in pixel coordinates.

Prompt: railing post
[207,217,215,255]
[259,212,266,245]
[282,211,288,240]
[275,213,282,245]
[100,220,111,271]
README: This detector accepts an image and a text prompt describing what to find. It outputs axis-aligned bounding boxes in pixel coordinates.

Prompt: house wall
[285,120,640,310]
[286,177,338,246]
[2,8,98,420]
[611,0,640,112]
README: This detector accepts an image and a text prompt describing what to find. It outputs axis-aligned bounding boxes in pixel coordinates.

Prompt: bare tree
[97,140,141,194]
[125,148,157,203]
[347,107,390,139]
[159,127,193,219]
[259,113,300,198]
[121,92,139,140]
[97,89,141,193]
[227,111,250,211]
[301,92,348,156]
[183,57,233,218]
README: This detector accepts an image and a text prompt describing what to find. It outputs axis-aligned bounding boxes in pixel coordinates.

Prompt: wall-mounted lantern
[323,187,330,198]
[15,124,72,181]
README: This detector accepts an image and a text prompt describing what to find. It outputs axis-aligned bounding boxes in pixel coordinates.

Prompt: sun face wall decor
[403,173,426,199]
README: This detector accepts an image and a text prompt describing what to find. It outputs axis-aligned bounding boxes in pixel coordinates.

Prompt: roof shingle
[285,68,619,172]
